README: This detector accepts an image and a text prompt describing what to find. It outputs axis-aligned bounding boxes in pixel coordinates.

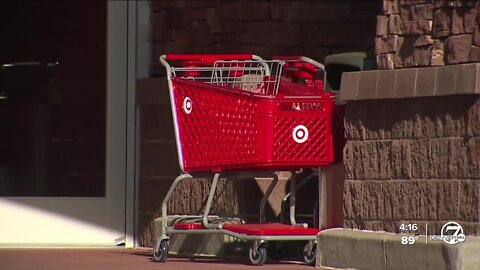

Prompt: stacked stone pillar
[342,96,480,236]
[345,0,480,237]
[376,0,480,69]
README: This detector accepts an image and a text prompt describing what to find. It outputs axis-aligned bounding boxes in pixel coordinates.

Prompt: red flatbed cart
[154,54,335,265]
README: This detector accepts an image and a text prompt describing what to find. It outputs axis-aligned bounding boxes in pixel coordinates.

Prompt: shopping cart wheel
[301,241,317,266]
[248,244,267,266]
[153,239,169,262]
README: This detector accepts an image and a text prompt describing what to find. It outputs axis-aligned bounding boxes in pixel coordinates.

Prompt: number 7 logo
[445,225,462,236]
[441,221,466,245]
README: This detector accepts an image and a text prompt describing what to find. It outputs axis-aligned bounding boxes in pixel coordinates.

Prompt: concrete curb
[316,228,480,270]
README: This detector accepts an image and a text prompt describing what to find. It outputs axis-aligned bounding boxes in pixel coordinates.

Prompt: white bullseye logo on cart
[183,97,192,114]
[292,125,309,143]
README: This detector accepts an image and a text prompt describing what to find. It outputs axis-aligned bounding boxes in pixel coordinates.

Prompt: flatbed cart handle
[273,55,325,90]
[272,55,325,71]
[165,54,260,65]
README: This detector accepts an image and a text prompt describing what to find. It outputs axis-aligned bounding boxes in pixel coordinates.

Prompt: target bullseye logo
[293,125,309,143]
[183,97,192,114]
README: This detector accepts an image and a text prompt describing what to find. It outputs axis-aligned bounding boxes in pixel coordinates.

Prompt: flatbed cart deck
[154,54,335,266]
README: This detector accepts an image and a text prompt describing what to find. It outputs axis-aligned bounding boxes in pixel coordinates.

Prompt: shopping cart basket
[154,54,335,265]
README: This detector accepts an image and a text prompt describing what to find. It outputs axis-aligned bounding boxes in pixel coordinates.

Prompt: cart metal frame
[154,54,330,265]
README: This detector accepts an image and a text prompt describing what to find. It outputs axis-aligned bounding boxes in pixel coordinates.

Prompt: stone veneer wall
[342,95,480,235]
[150,0,379,73]
[376,0,480,69]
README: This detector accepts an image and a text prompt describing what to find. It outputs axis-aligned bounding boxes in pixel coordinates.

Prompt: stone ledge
[316,228,480,270]
[340,63,480,100]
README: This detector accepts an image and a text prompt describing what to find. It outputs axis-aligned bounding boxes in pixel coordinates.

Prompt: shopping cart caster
[301,240,317,266]
[248,241,267,266]
[153,239,169,262]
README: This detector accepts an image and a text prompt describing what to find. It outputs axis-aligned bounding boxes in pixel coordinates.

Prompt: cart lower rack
[154,54,336,266]
[154,171,320,266]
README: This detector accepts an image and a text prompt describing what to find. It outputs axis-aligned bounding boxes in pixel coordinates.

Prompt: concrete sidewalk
[0,248,326,270]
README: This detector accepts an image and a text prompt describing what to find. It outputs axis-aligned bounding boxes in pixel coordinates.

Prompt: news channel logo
[430,221,466,245]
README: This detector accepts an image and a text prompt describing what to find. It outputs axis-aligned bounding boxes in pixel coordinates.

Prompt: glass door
[0,1,130,245]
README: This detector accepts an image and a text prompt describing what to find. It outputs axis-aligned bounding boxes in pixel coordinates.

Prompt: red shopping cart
[154,54,335,265]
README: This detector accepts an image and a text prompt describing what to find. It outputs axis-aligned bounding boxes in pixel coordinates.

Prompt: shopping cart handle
[165,54,255,64]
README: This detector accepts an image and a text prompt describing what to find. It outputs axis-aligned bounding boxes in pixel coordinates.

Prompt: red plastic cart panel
[222,223,320,236]
[174,222,320,236]
[171,78,335,172]
[174,223,204,230]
